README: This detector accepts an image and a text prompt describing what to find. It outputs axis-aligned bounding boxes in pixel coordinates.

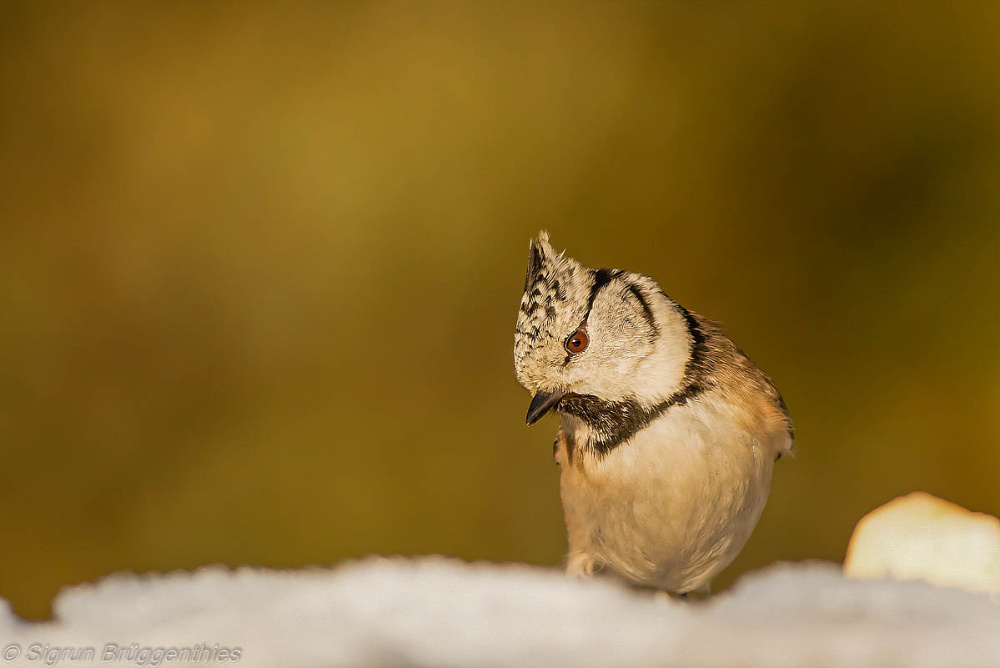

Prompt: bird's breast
[557,401,777,592]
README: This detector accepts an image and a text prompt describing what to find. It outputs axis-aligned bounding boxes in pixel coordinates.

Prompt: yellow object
[844,492,1000,594]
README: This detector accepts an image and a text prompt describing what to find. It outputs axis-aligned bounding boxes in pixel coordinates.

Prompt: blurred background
[1,2,999,620]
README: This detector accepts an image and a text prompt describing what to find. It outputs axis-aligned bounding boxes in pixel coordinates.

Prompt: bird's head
[513,232,697,434]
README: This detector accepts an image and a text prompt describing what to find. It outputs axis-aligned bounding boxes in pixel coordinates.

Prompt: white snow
[2,557,999,667]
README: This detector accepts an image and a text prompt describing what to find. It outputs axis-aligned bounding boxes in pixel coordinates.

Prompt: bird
[513,231,793,596]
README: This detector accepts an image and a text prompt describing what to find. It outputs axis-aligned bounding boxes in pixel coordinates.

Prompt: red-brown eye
[565,328,589,354]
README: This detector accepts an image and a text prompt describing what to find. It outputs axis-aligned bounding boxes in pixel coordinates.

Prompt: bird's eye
[565,328,589,354]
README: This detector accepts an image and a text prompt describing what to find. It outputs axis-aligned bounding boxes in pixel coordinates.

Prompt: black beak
[526,389,565,426]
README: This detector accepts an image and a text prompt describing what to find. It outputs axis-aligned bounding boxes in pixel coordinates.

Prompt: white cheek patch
[565,279,668,401]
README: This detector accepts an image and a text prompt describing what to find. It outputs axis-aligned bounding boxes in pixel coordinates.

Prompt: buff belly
[556,410,777,594]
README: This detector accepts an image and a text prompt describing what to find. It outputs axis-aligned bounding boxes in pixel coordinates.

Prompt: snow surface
[2,557,1000,667]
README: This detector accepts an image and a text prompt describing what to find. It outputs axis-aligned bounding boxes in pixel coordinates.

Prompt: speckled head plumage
[513,231,593,388]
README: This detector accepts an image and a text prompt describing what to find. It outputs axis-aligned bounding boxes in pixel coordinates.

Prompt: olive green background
[2,3,999,619]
